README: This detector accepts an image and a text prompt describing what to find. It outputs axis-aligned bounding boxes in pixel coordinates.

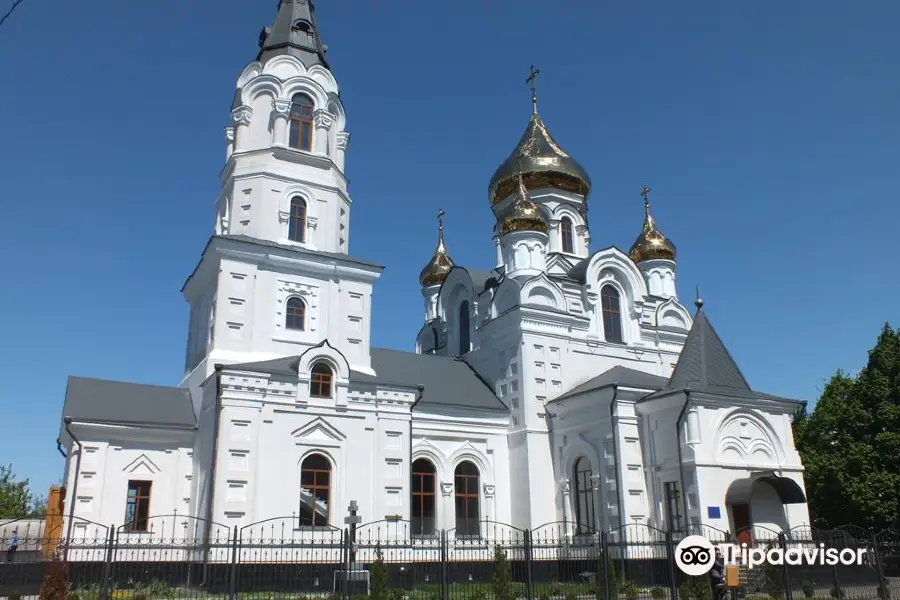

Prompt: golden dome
[488,113,591,209]
[498,173,549,237]
[628,186,676,263]
[419,208,455,287]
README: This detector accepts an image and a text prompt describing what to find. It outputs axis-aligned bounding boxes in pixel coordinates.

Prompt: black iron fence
[1,514,899,600]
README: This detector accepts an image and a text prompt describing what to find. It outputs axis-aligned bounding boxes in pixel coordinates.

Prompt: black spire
[257,0,330,70]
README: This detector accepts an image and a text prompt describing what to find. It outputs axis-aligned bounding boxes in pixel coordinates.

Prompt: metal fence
[1,514,899,600]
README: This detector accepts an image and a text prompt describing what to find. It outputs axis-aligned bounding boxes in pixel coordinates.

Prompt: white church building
[57,0,810,543]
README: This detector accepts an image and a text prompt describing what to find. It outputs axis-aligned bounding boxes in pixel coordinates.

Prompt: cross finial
[695,286,704,309]
[640,185,651,207]
[526,65,541,115]
[437,208,445,231]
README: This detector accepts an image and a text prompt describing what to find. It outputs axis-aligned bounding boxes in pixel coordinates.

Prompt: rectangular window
[124,480,152,532]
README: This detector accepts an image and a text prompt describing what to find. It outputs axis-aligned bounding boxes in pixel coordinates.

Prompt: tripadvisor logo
[674,535,867,576]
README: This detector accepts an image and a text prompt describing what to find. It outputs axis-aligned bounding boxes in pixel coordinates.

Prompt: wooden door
[732,503,752,544]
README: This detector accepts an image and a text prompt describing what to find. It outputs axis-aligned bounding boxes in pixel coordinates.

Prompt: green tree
[369,543,388,600]
[492,544,513,600]
[793,324,900,529]
[0,464,35,519]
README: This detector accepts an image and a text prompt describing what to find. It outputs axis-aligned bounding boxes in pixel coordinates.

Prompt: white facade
[56,1,810,545]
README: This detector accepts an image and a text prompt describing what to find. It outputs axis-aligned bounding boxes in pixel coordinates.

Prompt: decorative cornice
[313,109,335,129]
[336,131,350,151]
[231,105,253,126]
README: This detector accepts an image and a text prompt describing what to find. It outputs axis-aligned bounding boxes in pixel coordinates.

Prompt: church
[57,0,810,544]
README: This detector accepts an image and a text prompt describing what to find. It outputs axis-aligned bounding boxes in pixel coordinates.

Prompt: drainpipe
[57,439,67,459]
[63,416,82,561]
[205,365,225,525]
[675,389,692,534]
[608,386,623,527]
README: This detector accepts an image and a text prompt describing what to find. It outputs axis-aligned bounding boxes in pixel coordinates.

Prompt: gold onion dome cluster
[498,173,548,237]
[419,210,455,287]
[628,190,676,263]
[488,112,591,209]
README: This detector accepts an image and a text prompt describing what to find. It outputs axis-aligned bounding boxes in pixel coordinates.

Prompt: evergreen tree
[492,544,513,600]
[793,323,900,529]
[369,544,389,600]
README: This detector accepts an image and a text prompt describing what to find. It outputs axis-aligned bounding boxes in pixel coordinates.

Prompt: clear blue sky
[1,0,897,498]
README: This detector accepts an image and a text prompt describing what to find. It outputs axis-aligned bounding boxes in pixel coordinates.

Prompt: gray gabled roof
[256,0,331,69]
[229,347,508,414]
[62,377,197,429]
[640,305,803,405]
[668,306,751,390]
[552,366,668,402]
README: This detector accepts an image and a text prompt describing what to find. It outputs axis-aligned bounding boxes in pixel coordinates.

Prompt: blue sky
[1,0,897,497]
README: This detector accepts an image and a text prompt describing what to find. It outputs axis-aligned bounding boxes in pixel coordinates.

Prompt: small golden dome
[628,186,676,263]
[419,208,455,287]
[498,173,548,237]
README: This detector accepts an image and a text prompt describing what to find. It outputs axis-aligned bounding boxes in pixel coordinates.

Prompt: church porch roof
[61,377,197,430]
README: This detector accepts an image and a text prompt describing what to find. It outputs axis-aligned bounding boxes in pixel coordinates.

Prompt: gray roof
[553,366,668,402]
[668,306,751,390]
[641,306,802,405]
[62,377,196,429]
[449,267,501,295]
[256,0,330,69]
[229,348,508,414]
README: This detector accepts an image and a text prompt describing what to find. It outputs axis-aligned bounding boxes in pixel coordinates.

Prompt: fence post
[777,532,793,600]
[343,527,352,600]
[601,530,611,600]
[871,531,889,600]
[228,526,238,600]
[99,526,115,600]
[440,529,448,600]
[665,530,679,600]
[524,529,534,600]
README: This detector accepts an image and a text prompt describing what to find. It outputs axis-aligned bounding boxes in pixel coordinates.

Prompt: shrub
[540,594,551,600]
[369,544,389,600]
[829,587,844,600]
[802,581,815,598]
[40,557,69,600]
[651,587,667,600]
[622,581,641,600]
[566,593,577,600]
[492,544,514,600]
[9,593,22,600]
[678,576,713,600]
[471,590,490,600]
[388,589,405,600]
[595,559,623,600]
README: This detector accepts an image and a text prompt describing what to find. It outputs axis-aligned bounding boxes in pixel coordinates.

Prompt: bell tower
[181,0,383,388]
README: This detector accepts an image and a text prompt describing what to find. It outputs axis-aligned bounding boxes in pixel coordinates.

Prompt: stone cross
[344,500,361,566]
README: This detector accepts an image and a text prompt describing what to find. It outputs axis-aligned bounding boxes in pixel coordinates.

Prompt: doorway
[731,503,752,544]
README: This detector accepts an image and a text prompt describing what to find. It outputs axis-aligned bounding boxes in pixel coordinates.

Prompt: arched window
[454,461,480,536]
[299,453,330,527]
[285,297,306,331]
[431,327,439,354]
[458,301,470,355]
[411,458,437,536]
[601,285,624,344]
[310,363,333,398]
[288,197,307,242]
[573,457,596,533]
[289,94,315,151]
[561,216,575,253]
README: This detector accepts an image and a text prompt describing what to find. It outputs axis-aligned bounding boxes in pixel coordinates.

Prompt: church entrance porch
[724,473,806,543]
